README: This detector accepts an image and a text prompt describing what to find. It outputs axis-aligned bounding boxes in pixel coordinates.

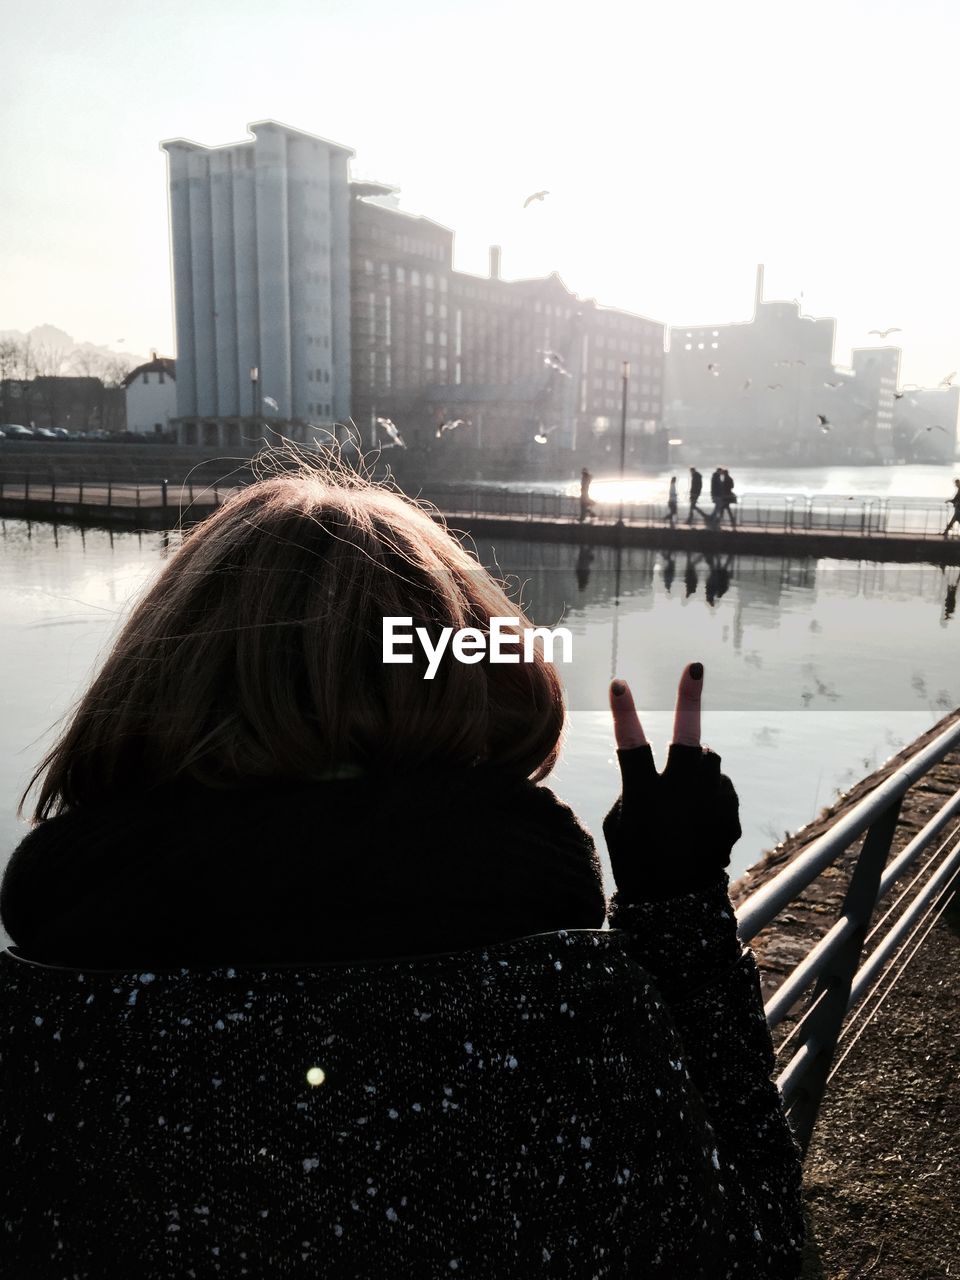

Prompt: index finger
[609,678,648,749]
[671,662,703,747]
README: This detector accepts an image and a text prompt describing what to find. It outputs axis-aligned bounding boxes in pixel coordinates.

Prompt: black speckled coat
[0,777,804,1278]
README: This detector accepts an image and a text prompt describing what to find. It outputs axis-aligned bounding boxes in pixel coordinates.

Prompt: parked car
[0,424,34,439]
[31,427,59,440]
[50,427,72,439]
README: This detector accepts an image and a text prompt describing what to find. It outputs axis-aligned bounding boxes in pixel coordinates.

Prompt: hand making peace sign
[602,663,742,903]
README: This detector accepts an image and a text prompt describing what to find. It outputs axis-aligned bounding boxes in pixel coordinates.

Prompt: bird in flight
[262,396,279,411]
[868,328,901,339]
[939,372,957,388]
[707,363,720,375]
[911,425,948,442]
[540,349,572,377]
[742,379,752,390]
[375,416,406,449]
[767,383,783,391]
[436,418,470,439]
[824,380,843,389]
[534,425,560,445]
[817,413,830,433]
[523,190,549,208]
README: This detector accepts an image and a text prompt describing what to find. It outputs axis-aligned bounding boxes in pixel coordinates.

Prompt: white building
[122,356,177,435]
[161,120,353,446]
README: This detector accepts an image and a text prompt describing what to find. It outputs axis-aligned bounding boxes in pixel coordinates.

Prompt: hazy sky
[4,0,959,386]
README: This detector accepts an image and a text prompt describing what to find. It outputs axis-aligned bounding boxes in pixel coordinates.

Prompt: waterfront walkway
[2,481,960,564]
[731,709,960,1278]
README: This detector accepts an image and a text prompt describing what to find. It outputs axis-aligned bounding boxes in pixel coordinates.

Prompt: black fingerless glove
[602,743,742,903]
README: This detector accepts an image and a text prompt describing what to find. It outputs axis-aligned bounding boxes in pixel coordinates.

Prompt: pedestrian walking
[709,467,724,525]
[720,468,738,529]
[667,475,678,526]
[579,467,595,524]
[943,479,960,537]
[687,466,706,523]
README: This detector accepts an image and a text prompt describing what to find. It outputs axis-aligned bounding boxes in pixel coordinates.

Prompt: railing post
[50,473,56,504]
[107,478,113,514]
[78,479,83,506]
[25,475,30,503]
[161,478,168,509]
[784,795,903,1154]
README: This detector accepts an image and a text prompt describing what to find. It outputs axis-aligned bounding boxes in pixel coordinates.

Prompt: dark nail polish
[611,679,626,696]
[690,663,703,680]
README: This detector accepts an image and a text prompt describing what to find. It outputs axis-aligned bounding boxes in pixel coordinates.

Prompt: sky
[3,0,959,387]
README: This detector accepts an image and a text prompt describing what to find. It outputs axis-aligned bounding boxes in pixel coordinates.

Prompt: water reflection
[0,522,957,896]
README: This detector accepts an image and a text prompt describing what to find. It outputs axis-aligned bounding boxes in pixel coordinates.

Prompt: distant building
[162,121,665,458]
[122,355,176,435]
[349,196,665,458]
[892,386,959,462]
[0,376,124,433]
[664,266,903,464]
[161,121,353,446]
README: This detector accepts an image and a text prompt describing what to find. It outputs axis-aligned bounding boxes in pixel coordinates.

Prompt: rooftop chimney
[489,245,502,281]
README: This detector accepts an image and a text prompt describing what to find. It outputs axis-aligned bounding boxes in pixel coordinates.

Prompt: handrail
[733,713,960,1154]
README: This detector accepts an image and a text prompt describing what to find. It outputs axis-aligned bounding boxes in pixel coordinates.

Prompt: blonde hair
[25,463,565,820]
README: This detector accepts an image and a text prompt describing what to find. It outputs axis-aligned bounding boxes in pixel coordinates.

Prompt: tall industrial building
[162,121,352,442]
[162,120,666,459]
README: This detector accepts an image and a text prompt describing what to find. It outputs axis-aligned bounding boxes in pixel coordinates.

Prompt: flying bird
[817,413,830,433]
[523,190,549,208]
[824,380,843,388]
[534,425,560,444]
[540,349,572,377]
[742,379,752,390]
[262,396,279,411]
[707,363,720,375]
[939,372,957,388]
[436,417,470,439]
[911,425,948,443]
[767,383,783,391]
[868,328,901,339]
[375,416,406,449]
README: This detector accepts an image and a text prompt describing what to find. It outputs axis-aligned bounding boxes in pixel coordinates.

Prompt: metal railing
[1,475,957,542]
[735,715,960,1153]
[420,486,958,540]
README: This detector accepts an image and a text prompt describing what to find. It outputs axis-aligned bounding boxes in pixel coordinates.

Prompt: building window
[426,273,434,289]
[710,341,719,349]
[396,266,405,284]
[438,356,447,372]
[308,371,315,382]
[425,329,434,344]
[380,263,389,281]
[364,259,374,274]
[384,353,391,388]
[143,372,149,384]
[426,301,434,317]
[439,331,447,347]
[439,277,447,292]
[425,354,434,371]
[439,304,447,320]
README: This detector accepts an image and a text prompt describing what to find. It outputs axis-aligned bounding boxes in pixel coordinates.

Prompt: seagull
[817,413,830,433]
[868,328,901,339]
[534,425,560,444]
[824,380,843,388]
[262,396,279,411]
[375,416,406,448]
[540,349,572,377]
[767,383,783,391]
[911,425,948,442]
[939,372,957,388]
[436,417,470,439]
[707,363,720,375]
[523,190,549,208]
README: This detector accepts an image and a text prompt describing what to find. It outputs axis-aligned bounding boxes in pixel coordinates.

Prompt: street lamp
[618,361,630,526]
[249,367,260,419]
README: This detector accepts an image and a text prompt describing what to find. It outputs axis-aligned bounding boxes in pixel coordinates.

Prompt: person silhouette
[684,552,700,598]
[662,551,676,594]
[579,468,595,524]
[943,479,960,537]
[687,467,707,524]
[667,476,678,527]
